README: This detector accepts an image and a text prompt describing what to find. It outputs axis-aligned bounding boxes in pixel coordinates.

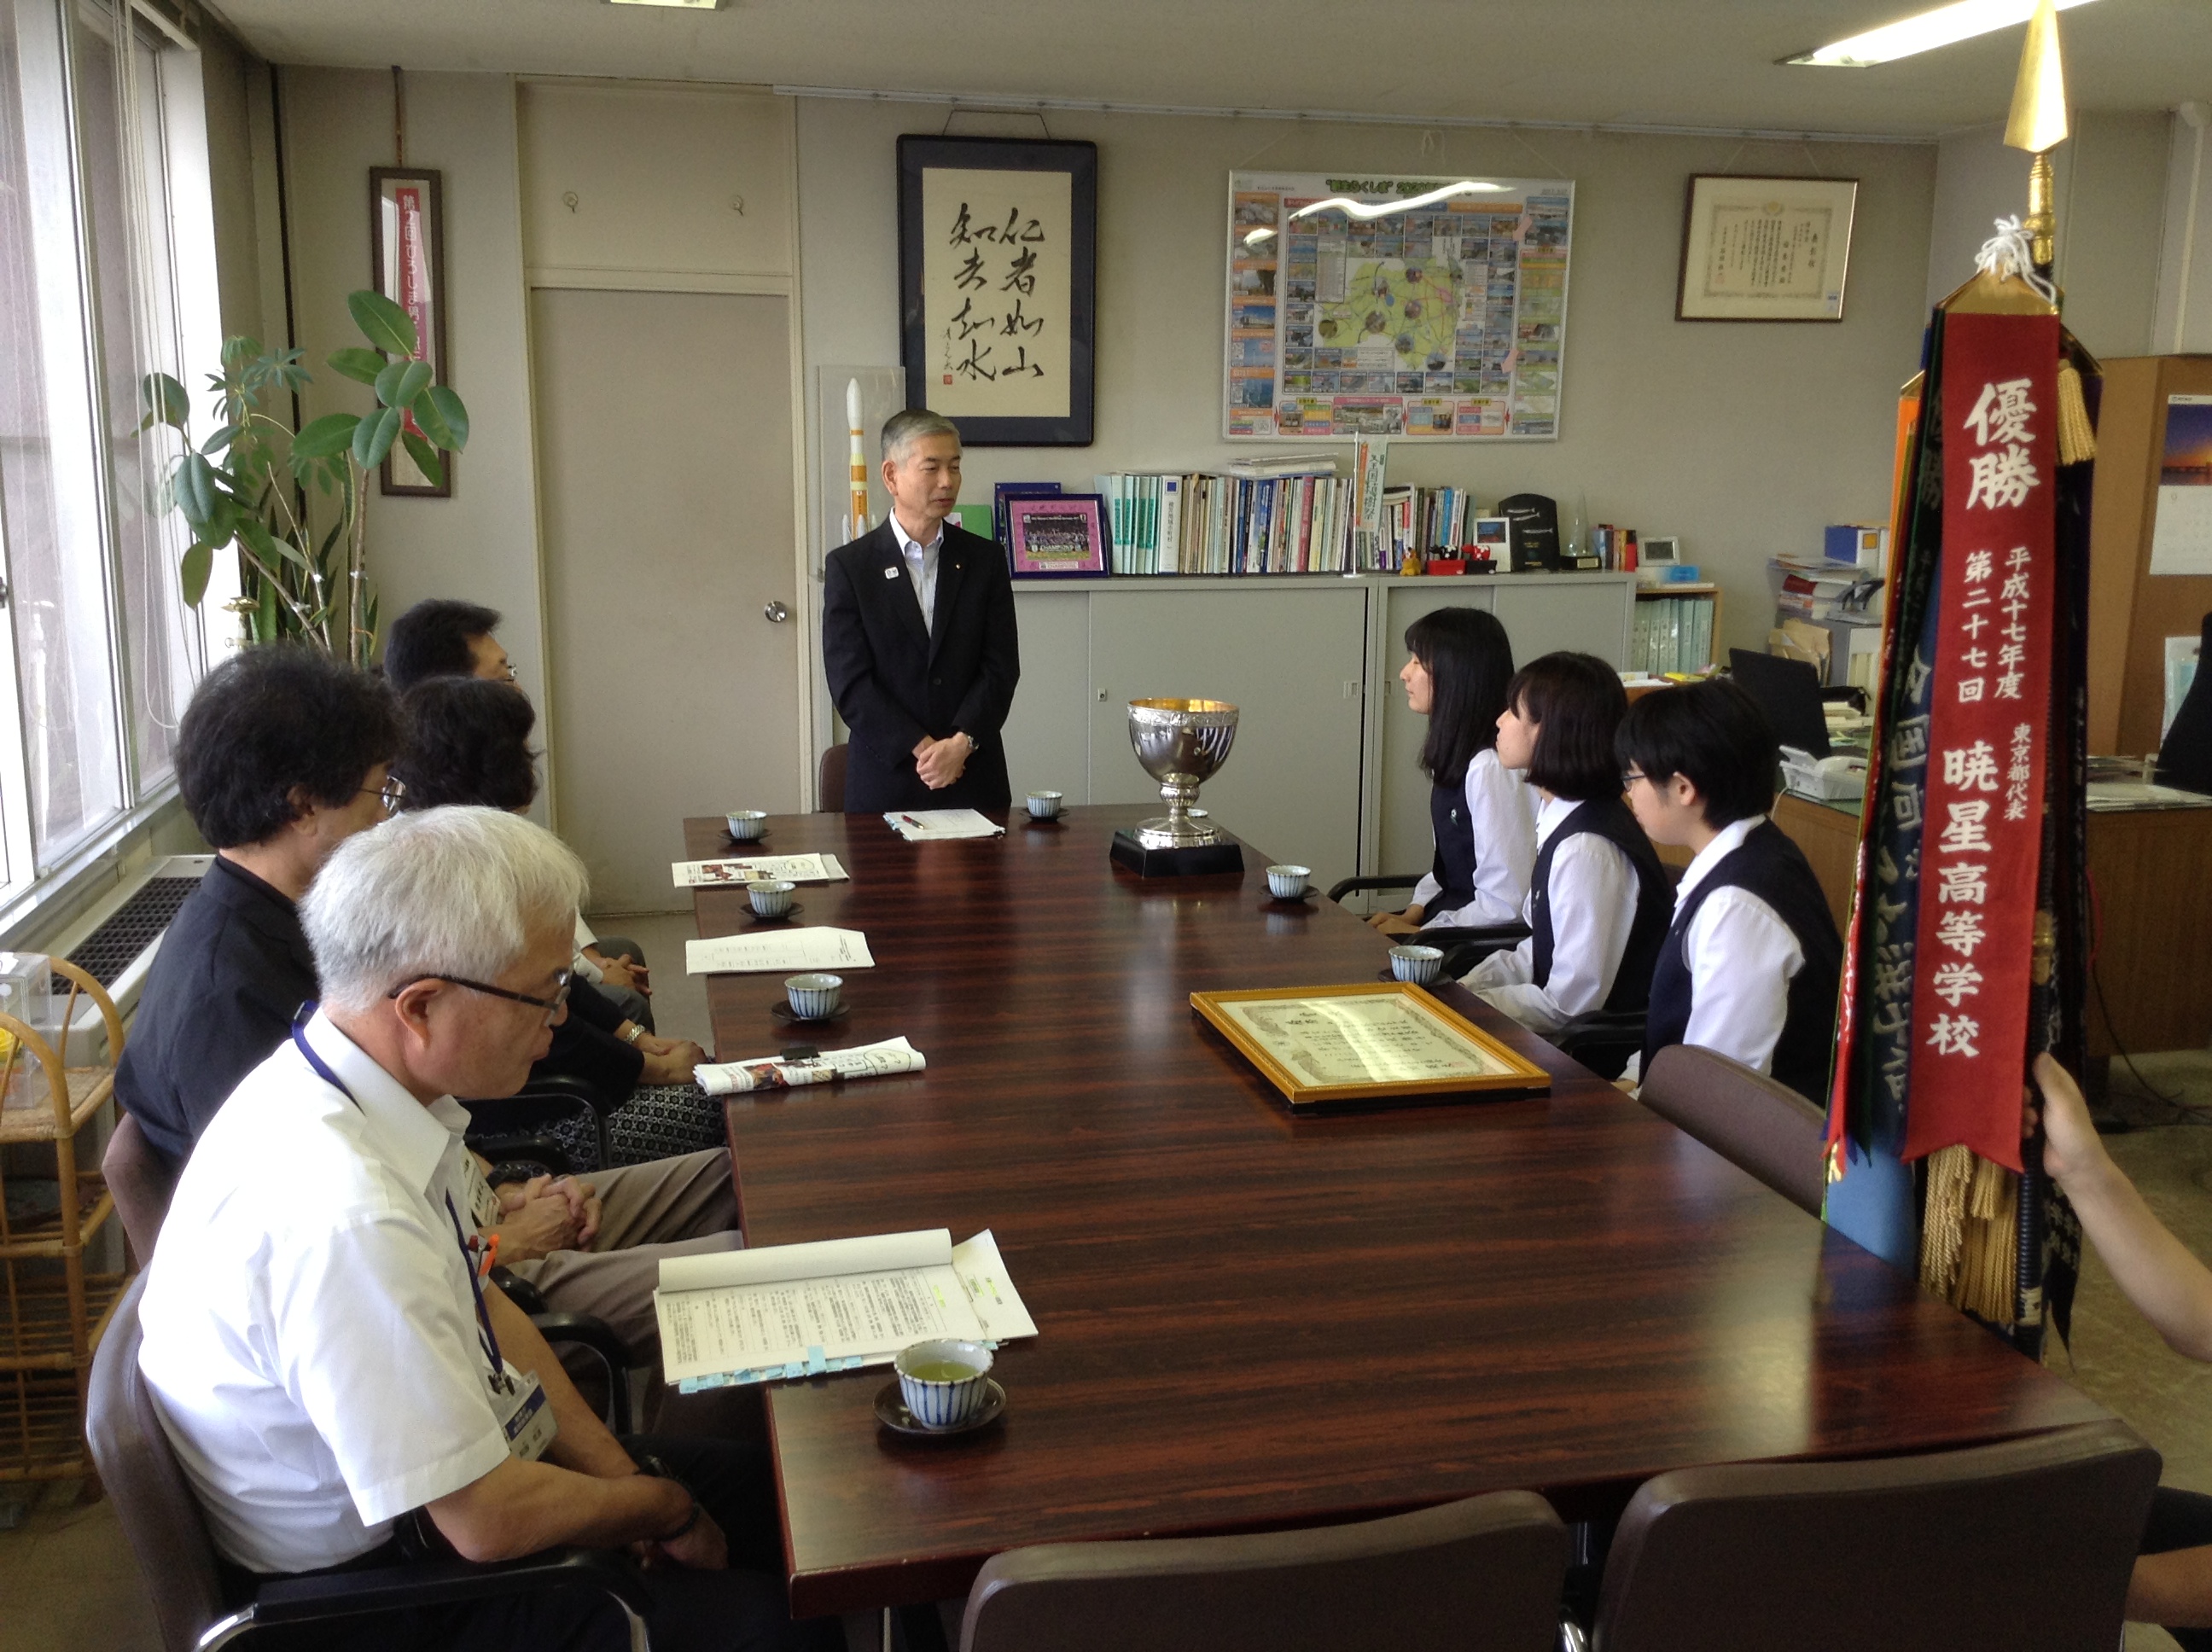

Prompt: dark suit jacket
[823,518,1020,812]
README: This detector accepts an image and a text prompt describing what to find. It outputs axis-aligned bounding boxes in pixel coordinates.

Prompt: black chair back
[103,1113,178,1263]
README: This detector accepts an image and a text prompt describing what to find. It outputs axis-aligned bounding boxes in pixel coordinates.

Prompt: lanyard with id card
[445,1194,557,1462]
[294,1007,559,1463]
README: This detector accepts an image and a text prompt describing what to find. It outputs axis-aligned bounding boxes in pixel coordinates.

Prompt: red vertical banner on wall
[1901,311,2059,1171]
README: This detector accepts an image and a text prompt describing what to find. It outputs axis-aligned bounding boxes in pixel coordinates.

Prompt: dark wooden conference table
[685,805,2108,1618]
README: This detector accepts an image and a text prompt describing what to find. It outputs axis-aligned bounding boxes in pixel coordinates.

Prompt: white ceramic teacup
[748,878,795,917]
[1266,864,1312,899]
[726,810,768,841]
[894,1338,994,1429]
[1026,790,1064,820]
[1390,944,1444,985]
[784,973,843,1019]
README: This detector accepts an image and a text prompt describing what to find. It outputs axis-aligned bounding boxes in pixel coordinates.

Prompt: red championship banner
[1901,311,2059,1170]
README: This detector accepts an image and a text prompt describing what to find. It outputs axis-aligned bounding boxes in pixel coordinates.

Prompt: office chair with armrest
[1326,874,1530,978]
[464,1073,614,1176]
[88,1274,656,1652]
[104,1113,178,1266]
[818,742,850,813]
[960,1489,1569,1652]
[1635,1044,1827,1218]
[1551,1010,1646,1083]
[1574,1418,2159,1652]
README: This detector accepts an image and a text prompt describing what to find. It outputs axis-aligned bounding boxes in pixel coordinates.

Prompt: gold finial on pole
[2005,0,2069,272]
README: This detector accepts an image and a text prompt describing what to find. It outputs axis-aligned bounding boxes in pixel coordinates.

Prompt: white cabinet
[1004,573,1633,893]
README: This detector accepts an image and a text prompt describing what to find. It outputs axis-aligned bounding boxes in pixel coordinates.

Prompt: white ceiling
[206,0,2210,140]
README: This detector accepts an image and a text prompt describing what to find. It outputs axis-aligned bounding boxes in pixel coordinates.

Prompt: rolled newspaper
[695,1035,926,1096]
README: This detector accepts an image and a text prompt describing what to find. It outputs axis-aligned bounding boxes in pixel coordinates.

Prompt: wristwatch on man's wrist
[633,1452,701,1541]
[621,1023,646,1045]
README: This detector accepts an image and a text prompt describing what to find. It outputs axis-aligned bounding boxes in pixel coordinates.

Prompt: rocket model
[846,378,870,541]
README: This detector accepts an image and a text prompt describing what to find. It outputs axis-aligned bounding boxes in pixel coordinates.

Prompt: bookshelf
[1633,584,1722,673]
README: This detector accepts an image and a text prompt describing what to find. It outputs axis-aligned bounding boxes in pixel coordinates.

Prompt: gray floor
[10,1029,2212,1651]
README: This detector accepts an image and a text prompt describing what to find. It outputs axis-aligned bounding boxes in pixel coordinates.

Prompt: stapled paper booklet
[885,809,1004,841]
[684,928,875,975]
[693,1035,925,1094]
[654,1228,1036,1387]
[672,853,849,888]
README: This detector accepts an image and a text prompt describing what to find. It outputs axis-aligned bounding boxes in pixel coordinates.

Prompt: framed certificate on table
[1190,982,1550,1113]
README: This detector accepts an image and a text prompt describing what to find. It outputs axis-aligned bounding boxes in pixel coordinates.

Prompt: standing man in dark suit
[822,409,1020,812]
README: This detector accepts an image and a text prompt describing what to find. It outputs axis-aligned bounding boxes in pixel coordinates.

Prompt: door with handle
[533,287,801,910]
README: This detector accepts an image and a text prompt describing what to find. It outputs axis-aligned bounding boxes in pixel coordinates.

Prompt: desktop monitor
[1728,648,1830,758]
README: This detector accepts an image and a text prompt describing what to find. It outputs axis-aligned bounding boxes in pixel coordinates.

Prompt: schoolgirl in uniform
[1463,652,1672,1050]
[1371,608,1534,939]
[1617,677,1842,1102]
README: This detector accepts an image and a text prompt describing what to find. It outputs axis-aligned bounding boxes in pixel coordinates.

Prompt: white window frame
[0,0,224,926]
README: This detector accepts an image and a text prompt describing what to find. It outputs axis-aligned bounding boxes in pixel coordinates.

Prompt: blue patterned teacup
[894,1339,993,1429]
[1390,944,1444,984]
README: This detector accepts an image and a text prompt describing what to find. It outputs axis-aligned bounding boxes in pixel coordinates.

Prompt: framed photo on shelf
[369,166,450,496]
[1189,981,1551,1114]
[897,135,1097,446]
[1005,493,1109,579]
[1677,174,1858,323]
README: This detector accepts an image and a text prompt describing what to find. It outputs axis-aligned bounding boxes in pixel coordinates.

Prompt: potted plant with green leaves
[140,288,469,668]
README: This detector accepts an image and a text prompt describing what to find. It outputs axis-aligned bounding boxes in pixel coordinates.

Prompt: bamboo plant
[140,289,469,667]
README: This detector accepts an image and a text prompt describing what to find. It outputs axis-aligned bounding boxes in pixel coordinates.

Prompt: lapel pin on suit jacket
[882,566,899,579]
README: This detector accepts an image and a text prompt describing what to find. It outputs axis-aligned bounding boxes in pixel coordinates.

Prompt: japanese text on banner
[1902,312,2060,1169]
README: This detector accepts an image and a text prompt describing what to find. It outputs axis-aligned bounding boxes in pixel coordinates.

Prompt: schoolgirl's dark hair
[1616,678,1779,826]
[1505,652,1628,801]
[1405,607,1514,787]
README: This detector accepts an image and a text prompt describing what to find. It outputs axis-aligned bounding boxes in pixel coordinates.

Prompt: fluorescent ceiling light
[1287,180,1508,223]
[1784,0,2095,67]
[607,0,727,9]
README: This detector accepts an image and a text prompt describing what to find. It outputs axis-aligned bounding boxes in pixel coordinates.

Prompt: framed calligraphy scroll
[1190,981,1550,1114]
[369,166,450,495]
[1677,175,1857,323]
[898,136,1097,446]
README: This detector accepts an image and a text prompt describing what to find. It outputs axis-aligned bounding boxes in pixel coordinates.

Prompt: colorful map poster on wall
[1223,172,1574,441]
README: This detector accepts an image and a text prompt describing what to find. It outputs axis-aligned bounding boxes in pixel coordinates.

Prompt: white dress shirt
[1463,793,1644,1035]
[1652,814,1805,1080]
[138,1013,516,1574]
[1412,747,1537,929]
[894,515,945,637]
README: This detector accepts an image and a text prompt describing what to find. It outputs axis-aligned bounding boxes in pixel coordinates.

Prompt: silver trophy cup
[1127,699,1239,850]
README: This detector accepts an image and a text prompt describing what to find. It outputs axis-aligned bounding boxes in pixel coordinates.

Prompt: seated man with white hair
[137,807,836,1652]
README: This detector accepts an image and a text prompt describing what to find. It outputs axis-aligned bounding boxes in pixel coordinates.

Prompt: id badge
[463,1158,504,1235]
[489,1364,557,1462]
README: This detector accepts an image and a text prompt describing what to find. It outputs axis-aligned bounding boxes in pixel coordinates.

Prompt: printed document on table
[653,1227,1036,1385]
[885,808,1004,841]
[671,853,849,888]
[684,928,875,975]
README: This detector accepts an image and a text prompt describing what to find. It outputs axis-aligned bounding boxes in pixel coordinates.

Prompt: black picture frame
[897,135,1097,446]
[369,166,451,497]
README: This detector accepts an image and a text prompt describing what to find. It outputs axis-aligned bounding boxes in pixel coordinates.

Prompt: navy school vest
[1528,796,1672,1014]
[1428,776,1479,916]
[1639,818,1844,1104]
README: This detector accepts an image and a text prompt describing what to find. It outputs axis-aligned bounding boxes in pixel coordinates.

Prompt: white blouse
[1412,747,1537,929]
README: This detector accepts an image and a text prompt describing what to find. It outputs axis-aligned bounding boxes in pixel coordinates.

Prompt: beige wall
[798,97,1941,659]
[1926,112,2173,360]
[276,69,550,736]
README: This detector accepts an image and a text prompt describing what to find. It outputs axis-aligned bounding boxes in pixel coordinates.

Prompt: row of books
[1093,471,1507,577]
[1096,471,1368,575]
[1633,596,1715,676]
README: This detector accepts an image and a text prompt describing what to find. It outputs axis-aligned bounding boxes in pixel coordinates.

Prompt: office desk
[1773,791,2212,1058]
[687,806,2105,1617]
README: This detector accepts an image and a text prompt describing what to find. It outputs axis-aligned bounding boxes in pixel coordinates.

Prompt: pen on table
[900,814,923,829]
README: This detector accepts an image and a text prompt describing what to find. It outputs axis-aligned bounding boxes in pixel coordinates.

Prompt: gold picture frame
[1190,981,1551,1114]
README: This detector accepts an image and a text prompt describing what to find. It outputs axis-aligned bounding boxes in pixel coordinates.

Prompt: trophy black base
[1110,831,1245,879]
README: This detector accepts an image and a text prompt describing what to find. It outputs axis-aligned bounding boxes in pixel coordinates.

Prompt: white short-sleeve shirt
[137,1013,514,1574]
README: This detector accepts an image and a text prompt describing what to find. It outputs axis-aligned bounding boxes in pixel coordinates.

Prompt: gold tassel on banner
[2057,358,2097,464]
[1920,1144,2021,1325]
